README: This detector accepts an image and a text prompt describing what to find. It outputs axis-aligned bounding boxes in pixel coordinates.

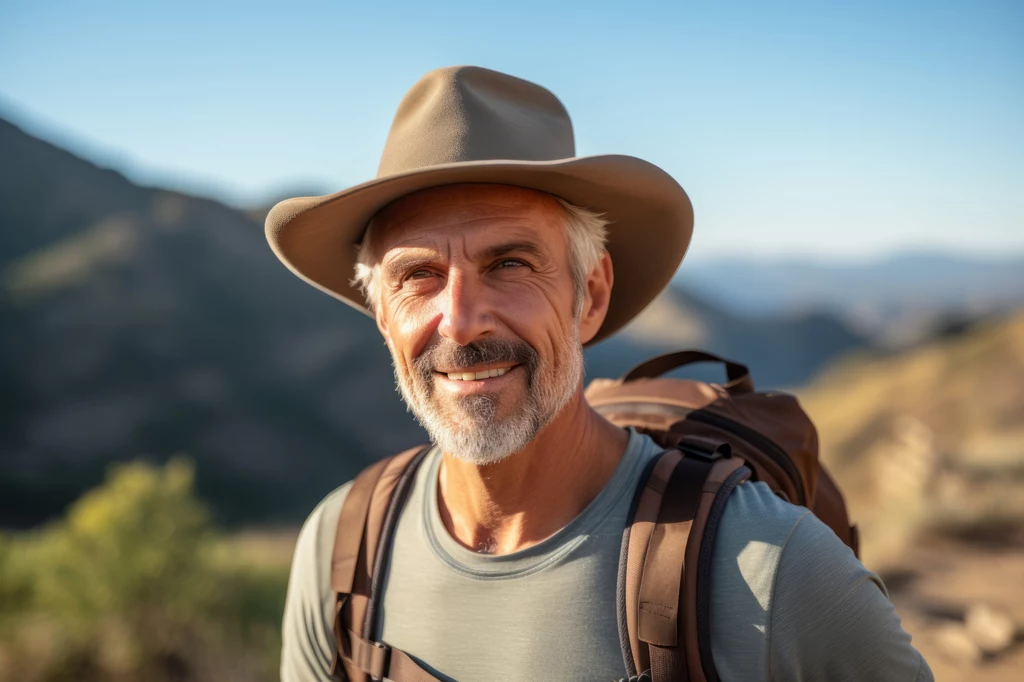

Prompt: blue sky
[1,0,1021,260]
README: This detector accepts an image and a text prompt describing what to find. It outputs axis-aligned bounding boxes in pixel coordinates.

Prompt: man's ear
[577,250,614,345]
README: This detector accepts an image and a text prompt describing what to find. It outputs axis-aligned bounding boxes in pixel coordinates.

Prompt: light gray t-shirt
[282,429,932,681]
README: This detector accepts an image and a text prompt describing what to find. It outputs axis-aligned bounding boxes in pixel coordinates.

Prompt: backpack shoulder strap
[621,448,751,682]
[330,445,435,681]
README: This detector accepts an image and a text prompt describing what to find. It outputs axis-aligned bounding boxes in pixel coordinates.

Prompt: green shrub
[0,529,38,624]
[0,457,288,681]
[34,457,219,630]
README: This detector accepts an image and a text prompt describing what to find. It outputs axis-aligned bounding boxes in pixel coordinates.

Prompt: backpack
[328,350,858,682]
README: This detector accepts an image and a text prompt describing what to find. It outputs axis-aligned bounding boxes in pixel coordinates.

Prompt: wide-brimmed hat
[265,66,693,344]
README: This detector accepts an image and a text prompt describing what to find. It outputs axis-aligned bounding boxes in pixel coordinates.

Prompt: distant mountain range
[0,116,867,527]
[591,284,866,389]
[674,253,1024,344]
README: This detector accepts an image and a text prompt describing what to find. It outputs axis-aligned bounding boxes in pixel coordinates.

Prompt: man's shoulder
[281,481,355,681]
[713,479,862,601]
[286,480,354,607]
[710,480,817,614]
[716,479,864,581]
[711,480,932,681]
[291,446,437,579]
[718,479,810,540]
[294,480,353,569]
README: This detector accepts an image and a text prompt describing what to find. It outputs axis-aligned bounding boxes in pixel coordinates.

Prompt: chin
[429,411,544,466]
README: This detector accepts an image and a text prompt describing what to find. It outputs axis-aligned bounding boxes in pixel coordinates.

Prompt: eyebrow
[479,240,548,261]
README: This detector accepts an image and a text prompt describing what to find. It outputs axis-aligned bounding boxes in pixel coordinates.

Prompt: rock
[933,623,982,666]
[965,602,1017,655]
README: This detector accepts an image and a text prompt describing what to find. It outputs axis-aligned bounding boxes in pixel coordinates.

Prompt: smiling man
[356,184,625,561]
[269,67,931,681]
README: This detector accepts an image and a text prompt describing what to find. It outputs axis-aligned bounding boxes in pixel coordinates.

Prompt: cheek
[384,294,442,362]
[500,284,576,364]
[499,270,574,315]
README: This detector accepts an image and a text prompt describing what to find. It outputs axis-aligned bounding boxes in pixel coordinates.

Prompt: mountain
[674,253,1024,344]
[0,116,867,527]
[797,310,1024,564]
[589,285,867,389]
[0,117,427,527]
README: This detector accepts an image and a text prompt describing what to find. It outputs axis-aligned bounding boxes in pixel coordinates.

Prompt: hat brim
[265,155,693,345]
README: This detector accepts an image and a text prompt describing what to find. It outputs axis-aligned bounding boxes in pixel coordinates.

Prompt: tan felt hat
[265,65,693,345]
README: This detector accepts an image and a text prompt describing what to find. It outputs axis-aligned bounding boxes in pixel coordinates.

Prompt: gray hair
[352,196,609,315]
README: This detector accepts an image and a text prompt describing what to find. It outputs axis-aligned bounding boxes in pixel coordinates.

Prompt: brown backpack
[329,350,858,682]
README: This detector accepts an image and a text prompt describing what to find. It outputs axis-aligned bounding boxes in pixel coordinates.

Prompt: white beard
[393,329,584,466]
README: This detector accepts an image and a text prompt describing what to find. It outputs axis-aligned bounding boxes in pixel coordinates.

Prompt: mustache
[414,338,538,381]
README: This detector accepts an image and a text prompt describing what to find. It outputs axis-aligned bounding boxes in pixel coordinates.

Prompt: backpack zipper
[685,410,807,503]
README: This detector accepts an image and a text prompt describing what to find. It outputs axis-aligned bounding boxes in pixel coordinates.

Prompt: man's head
[266,67,693,349]
[352,184,614,465]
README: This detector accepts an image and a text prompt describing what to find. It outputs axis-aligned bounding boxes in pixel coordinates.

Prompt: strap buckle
[362,640,391,681]
[342,628,392,680]
[680,442,731,461]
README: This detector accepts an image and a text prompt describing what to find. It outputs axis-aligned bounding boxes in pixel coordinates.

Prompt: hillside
[799,312,1024,678]
[0,115,866,527]
[801,309,1024,561]
[0,117,426,526]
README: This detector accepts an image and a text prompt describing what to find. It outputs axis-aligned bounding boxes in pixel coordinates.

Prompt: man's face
[370,184,587,465]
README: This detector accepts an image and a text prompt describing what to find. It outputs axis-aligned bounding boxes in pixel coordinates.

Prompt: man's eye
[496,258,527,268]
[407,269,434,280]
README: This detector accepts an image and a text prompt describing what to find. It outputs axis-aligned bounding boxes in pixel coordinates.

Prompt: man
[269,66,932,681]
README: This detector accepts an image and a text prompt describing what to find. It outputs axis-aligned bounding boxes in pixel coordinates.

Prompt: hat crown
[377,66,576,177]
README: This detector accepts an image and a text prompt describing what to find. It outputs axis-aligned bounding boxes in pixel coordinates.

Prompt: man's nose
[437,269,494,346]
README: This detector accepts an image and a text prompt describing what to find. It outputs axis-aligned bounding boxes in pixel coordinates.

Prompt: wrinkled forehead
[365,184,567,255]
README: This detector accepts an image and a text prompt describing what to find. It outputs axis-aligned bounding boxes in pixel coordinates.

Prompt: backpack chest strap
[346,629,441,682]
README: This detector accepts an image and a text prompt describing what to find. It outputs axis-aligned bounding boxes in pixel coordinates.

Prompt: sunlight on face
[371,185,585,465]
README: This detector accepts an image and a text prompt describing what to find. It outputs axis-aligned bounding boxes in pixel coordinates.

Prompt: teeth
[446,367,510,381]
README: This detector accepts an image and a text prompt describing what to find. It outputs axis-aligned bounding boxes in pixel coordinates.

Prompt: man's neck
[436,390,629,555]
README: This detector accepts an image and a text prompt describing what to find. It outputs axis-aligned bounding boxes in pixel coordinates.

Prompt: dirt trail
[881,543,1024,681]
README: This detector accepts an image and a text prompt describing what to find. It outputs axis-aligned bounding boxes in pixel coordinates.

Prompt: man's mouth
[437,364,518,382]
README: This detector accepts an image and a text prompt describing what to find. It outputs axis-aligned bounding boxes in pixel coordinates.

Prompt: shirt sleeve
[768,512,933,682]
[281,483,352,682]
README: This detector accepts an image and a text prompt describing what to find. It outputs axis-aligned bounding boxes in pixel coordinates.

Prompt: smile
[434,364,521,388]
[445,367,511,381]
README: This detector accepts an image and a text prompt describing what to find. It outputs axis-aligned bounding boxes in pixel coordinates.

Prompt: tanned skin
[372,184,629,555]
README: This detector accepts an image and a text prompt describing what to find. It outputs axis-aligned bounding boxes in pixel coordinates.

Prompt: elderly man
[271,67,931,681]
